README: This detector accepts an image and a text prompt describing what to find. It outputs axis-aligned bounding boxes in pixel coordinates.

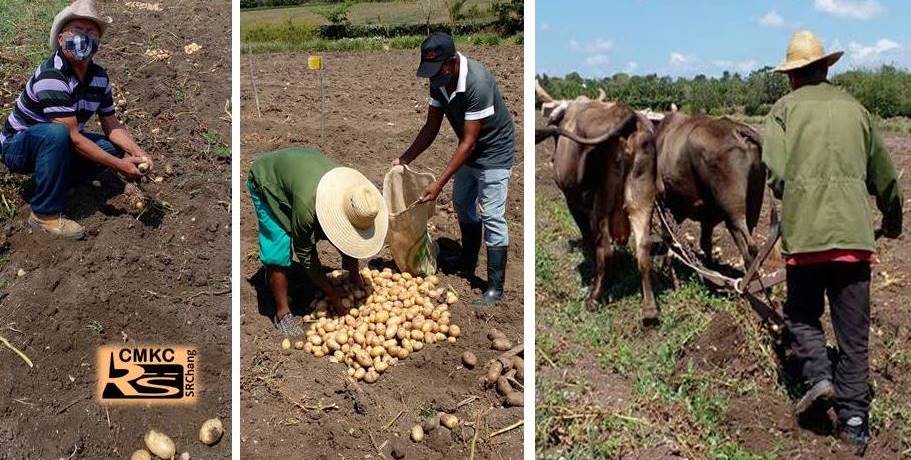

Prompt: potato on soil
[199,417,224,446]
[461,351,478,369]
[294,340,304,350]
[410,425,424,442]
[440,413,459,429]
[486,360,504,386]
[491,338,513,351]
[130,450,152,460]
[144,430,176,459]
[505,391,524,407]
[496,375,514,396]
[487,328,506,341]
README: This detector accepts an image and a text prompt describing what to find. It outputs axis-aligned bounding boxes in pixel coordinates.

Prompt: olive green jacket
[762,82,902,255]
[248,147,337,284]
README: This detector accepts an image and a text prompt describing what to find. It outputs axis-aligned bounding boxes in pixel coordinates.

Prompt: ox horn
[535,79,555,103]
[540,110,636,146]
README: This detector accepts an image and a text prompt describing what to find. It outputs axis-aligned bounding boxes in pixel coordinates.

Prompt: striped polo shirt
[428,52,515,170]
[1,50,115,146]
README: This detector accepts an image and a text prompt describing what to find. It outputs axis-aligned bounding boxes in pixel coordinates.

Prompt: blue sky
[536,0,911,77]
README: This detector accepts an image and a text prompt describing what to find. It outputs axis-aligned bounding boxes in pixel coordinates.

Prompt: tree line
[538,65,911,119]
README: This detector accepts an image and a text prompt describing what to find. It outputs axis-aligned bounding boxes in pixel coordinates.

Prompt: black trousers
[785,261,871,421]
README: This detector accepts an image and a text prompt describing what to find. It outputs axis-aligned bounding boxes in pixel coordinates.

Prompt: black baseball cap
[417,32,456,78]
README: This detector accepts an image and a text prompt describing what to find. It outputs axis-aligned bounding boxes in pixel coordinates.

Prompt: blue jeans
[0,123,123,214]
[452,165,510,247]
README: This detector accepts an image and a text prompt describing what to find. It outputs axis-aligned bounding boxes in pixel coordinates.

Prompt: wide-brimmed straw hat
[774,30,843,73]
[316,167,389,259]
[49,0,112,50]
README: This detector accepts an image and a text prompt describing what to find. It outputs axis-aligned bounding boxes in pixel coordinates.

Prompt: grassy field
[241,31,520,53]
[535,197,779,459]
[240,0,495,29]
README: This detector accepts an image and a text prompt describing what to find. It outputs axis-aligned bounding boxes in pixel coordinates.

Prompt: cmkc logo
[97,345,198,404]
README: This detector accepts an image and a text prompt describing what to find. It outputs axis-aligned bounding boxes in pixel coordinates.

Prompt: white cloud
[625,61,639,73]
[713,59,759,73]
[759,10,784,27]
[848,38,901,62]
[670,52,689,66]
[814,0,883,20]
[570,38,614,53]
[585,54,610,66]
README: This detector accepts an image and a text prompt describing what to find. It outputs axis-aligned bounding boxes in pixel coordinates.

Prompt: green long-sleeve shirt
[248,147,338,284]
[762,81,903,255]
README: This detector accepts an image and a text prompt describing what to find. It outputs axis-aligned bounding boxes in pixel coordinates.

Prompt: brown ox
[654,112,765,266]
[536,92,659,325]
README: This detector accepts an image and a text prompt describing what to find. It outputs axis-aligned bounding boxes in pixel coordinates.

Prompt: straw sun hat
[774,30,843,73]
[315,167,389,259]
[49,0,112,50]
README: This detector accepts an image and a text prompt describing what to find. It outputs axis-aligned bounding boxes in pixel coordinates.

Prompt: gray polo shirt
[429,52,515,170]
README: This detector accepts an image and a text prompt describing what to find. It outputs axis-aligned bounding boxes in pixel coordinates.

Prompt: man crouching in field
[0,0,152,240]
[763,30,903,451]
[397,32,515,305]
[247,147,389,337]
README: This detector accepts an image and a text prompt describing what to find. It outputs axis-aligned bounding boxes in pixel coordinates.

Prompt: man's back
[763,81,902,254]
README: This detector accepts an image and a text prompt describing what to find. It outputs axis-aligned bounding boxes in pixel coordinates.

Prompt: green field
[241,0,495,30]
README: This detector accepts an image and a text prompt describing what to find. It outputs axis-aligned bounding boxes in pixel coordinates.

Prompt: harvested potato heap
[296,268,462,383]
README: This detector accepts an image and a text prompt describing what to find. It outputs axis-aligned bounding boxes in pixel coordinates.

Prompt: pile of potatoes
[288,268,462,383]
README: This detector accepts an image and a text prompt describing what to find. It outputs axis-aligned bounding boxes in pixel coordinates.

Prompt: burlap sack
[382,165,438,275]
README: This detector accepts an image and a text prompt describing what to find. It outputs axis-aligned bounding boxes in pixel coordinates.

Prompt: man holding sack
[397,32,516,305]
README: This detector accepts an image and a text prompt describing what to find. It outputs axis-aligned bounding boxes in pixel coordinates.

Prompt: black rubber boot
[442,221,482,276]
[481,245,507,305]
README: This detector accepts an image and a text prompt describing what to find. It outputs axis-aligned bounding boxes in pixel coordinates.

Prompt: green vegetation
[241,0,521,52]
[535,195,779,458]
[538,65,911,120]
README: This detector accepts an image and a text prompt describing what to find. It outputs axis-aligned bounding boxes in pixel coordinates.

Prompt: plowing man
[0,0,151,240]
[247,147,388,337]
[763,30,903,450]
[396,32,516,305]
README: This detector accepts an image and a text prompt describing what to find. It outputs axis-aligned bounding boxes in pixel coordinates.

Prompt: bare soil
[0,1,231,458]
[535,117,911,458]
[240,46,524,459]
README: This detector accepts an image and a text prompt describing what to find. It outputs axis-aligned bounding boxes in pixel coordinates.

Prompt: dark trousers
[785,261,871,421]
[0,123,123,214]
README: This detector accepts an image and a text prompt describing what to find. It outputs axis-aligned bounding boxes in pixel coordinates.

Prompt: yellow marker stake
[309,55,325,144]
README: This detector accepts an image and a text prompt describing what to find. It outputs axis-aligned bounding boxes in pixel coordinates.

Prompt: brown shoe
[28,212,85,240]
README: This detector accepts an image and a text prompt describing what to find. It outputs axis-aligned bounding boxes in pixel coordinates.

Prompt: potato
[491,338,513,351]
[281,338,291,351]
[130,450,152,460]
[462,351,478,369]
[496,376,514,396]
[440,414,459,429]
[411,425,424,442]
[294,340,305,350]
[144,430,175,460]
[309,335,323,346]
[486,361,504,386]
[505,391,524,407]
[446,292,458,304]
[199,418,224,446]
[354,367,367,380]
[375,361,389,373]
[449,325,461,338]
[364,370,379,383]
[487,329,506,341]
[512,357,524,381]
